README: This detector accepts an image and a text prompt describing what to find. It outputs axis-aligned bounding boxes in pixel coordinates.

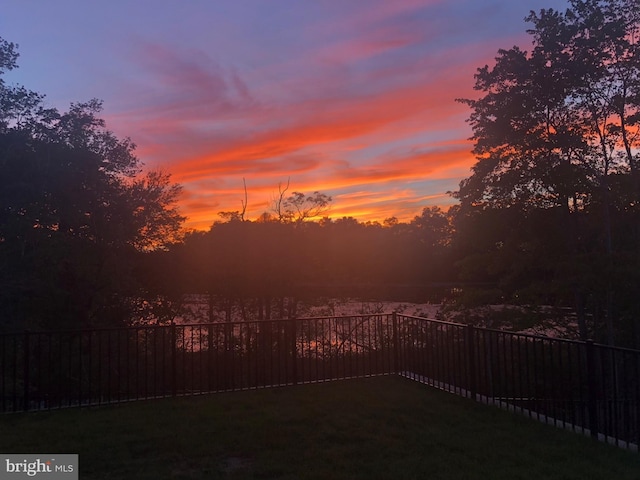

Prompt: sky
[1,0,570,230]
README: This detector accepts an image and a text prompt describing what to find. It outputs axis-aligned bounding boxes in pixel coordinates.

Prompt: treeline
[138,187,640,348]
[137,207,455,324]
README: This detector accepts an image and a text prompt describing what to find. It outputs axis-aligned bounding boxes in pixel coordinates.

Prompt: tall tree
[0,37,184,330]
[454,0,640,344]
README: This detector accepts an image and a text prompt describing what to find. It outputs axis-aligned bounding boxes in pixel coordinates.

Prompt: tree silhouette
[271,178,332,223]
[0,37,184,330]
[453,0,640,345]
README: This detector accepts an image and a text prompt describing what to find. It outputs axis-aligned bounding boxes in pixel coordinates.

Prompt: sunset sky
[2,0,569,230]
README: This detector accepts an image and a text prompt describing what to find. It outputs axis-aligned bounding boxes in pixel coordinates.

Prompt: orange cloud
[126,64,477,229]
[103,6,509,231]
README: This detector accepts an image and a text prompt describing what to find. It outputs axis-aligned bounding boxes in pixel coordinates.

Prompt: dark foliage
[453,0,640,346]
[0,38,184,330]
[138,207,455,324]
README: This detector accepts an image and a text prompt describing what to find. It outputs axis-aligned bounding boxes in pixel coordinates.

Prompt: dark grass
[0,376,638,479]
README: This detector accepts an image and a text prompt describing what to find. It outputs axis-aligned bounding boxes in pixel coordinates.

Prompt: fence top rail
[590,341,640,355]
[396,313,640,353]
[395,314,462,328]
[398,313,577,343]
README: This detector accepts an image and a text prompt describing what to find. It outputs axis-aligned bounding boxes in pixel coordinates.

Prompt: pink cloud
[103,4,496,230]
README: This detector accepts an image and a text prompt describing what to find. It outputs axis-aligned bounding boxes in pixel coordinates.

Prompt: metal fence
[0,314,395,411]
[396,315,640,452]
[2,314,639,451]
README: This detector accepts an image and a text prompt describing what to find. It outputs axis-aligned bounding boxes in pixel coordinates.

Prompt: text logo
[0,455,77,479]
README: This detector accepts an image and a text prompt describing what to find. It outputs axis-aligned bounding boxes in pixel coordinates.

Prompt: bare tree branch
[240,177,248,221]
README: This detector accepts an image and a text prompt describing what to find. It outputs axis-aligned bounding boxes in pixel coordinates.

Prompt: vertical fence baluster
[77,332,83,407]
[586,340,599,439]
[392,312,399,374]
[629,352,640,445]
[207,324,213,392]
[291,318,297,386]
[466,324,476,401]
[23,331,30,412]
[107,330,114,403]
[171,324,177,397]
[181,325,186,394]
[1,335,4,413]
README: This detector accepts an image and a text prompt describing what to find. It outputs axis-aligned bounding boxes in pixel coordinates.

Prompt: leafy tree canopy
[0,37,185,330]
[452,0,640,346]
[456,0,640,214]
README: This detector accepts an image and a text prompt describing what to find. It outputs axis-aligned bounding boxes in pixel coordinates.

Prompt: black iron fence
[1,315,395,411]
[2,314,639,451]
[396,315,640,451]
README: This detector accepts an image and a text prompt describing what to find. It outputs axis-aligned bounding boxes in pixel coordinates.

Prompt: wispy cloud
[94,0,559,229]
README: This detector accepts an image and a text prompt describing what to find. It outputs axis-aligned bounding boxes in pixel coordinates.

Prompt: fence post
[171,324,177,397]
[585,340,598,439]
[225,322,235,390]
[23,330,30,412]
[466,324,476,401]
[207,324,214,392]
[290,318,298,385]
[392,312,399,374]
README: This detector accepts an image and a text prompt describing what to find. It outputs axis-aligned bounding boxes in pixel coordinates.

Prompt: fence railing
[396,315,640,451]
[2,314,639,452]
[1,314,395,411]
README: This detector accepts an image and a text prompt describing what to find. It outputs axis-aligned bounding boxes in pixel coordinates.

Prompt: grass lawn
[0,376,638,479]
